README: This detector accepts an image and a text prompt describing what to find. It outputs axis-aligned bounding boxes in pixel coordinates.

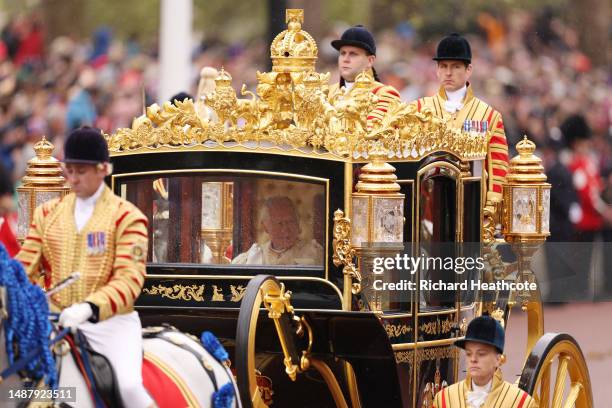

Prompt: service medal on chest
[463,120,488,134]
[87,231,106,255]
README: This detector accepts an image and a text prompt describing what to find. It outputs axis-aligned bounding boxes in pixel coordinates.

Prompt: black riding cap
[63,127,109,164]
[433,33,472,63]
[455,315,505,354]
[331,25,376,56]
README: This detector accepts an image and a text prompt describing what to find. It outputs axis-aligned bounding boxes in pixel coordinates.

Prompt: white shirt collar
[74,182,105,232]
[467,378,493,408]
[472,379,492,393]
[443,84,467,113]
[343,81,355,92]
[446,84,467,103]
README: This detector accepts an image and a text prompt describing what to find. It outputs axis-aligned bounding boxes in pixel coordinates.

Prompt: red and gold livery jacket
[433,369,536,408]
[328,79,401,132]
[16,186,148,321]
[412,85,509,204]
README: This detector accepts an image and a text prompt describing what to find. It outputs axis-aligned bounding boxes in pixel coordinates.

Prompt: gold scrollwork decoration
[394,350,414,366]
[142,284,206,302]
[482,203,497,245]
[385,324,412,339]
[419,318,455,336]
[332,209,361,294]
[416,346,458,365]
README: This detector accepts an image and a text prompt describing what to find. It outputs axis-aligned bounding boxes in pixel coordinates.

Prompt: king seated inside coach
[231,196,323,266]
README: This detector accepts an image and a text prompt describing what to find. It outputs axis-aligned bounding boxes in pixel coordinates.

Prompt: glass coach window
[116,173,326,268]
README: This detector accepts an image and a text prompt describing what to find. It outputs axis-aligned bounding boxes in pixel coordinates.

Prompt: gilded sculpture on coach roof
[333,71,379,136]
[106,8,489,163]
[205,68,259,135]
[204,68,238,127]
[270,8,317,72]
[148,99,209,145]
[255,71,294,131]
[292,71,335,147]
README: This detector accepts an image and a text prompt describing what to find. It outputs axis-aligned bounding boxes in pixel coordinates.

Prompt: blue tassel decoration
[0,243,57,388]
[201,331,229,363]
[213,382,235,408]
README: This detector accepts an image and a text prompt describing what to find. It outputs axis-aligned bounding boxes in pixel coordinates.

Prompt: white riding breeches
[78,311,153,408]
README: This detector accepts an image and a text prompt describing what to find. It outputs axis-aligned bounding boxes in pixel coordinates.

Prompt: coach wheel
[519,332,593,408]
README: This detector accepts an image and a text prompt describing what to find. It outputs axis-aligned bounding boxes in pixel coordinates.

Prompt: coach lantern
[16,137,70,242]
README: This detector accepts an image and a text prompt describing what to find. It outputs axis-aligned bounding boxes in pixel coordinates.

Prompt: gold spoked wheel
[519,333,593,408]
[235,274,351,408]
[236,275,302,408]
[236,275,281,408]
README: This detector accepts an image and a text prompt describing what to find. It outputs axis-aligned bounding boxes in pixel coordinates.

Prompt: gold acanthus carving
[385,324,412,338]
[416,347,457,364]
[395,350,414,365]
[106,9,488,161]
[419,318,455,336]
[142,283,247,302]
[143,284,206,302]
[332,209,361,294]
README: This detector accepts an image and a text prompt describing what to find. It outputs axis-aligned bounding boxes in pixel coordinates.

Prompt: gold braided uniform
[17,186,148,321]
[412,85,509,204]
[433,369,536,408]
[329,76,401,132]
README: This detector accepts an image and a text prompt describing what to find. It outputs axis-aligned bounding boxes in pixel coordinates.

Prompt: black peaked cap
[433,33,472,63]
[455,315,505,354]
[331,25,376,56]
[64,127,109,164]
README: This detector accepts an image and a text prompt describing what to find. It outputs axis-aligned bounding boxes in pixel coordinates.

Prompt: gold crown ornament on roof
[106,8,489,162]
[270,9,318,73]
[215,67,233,86]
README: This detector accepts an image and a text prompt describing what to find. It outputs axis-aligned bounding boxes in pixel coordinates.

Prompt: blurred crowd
[0,9,609,249]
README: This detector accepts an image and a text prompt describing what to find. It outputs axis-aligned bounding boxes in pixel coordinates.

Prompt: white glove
[59,303,93,330]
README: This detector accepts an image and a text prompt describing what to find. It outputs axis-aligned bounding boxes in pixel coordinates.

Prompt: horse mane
[0,244,57,388]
